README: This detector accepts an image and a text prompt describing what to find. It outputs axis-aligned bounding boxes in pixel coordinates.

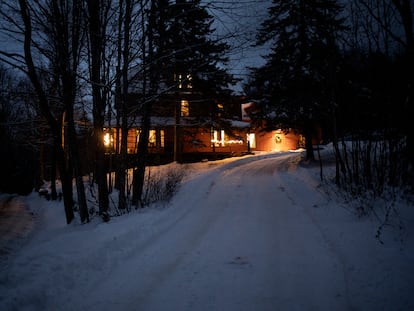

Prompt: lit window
[103,129,113,148]
[149,129,156,147]
[181,99,189,117]
[174,73,192,89]
[217,103,224,117]
[247,133,256,148]
[104,133,111,146]
[211,129,225,147]
[186,74,192,89]
[160,130,165,147]
[178,74,183,89]
[137,129,164,148]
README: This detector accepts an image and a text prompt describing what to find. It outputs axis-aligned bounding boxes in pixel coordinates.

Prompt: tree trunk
[55,136,74,224]
[18,0,74,223]
[49,0,88,222]
[66,112,89,222]
[116,0,133,211]
[87,0,109,220]
[50,142,58,200]
[395,0,414,187]
[132,0,153,208]
[132,111,151,208]
[304,121,315,161]
[174,100,182,163]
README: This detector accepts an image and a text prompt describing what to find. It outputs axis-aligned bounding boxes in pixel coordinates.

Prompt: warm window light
[175,73,192,89]
[149,129,156,147]
[104,132,113,147]
[178,74,183,89]
[136,129,165,148]
[211,130,224,146]
[211,132,243,146]
[226,139,244,144]
[211,129,243,146]
[247,133,256,148]
[181,100,189,117]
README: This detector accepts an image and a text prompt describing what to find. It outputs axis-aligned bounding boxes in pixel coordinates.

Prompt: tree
[248,0,346,160]
[131,0,159,207]
[114,0,134,211]
[130,0,235,206]
[168,0,235,161]
[45,0,89,222]
[0,65,38,195]
[86,0,111,220]
[0,0,91,223]
[10,0,79,223]
[165,0,234,95]
[387,0,413,186]
[343,0,414,188]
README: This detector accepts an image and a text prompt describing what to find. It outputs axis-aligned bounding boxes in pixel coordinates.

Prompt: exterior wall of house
[253,130,301,152]
[181,128,249,153]
[107,94,311,162]
[127,129,138,153]
[104,128,167,154]
[181,128,211,153]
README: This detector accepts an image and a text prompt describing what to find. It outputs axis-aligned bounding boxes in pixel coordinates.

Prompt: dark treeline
[0,0,413,223]
[0,0,234,223]
[245,0,413,202]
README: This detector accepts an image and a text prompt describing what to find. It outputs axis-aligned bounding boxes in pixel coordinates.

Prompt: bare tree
[115,0,133,211]
[0,65,40,194]
[348,0,414,187]
[85,0,111,220]
[132,0,153,208]
[1,0,93,223]
[46,0,89,222]
[391,0,414,185]
[14,0,76,223]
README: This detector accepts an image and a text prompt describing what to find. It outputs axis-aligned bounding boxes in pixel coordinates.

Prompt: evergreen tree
[248,0,345,160]
[162,0,235,96]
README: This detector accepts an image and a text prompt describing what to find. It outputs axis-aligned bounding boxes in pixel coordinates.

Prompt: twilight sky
[207,0,272,93]
[0,1,272,94]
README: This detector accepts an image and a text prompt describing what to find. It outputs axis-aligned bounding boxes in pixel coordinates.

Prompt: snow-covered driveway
[88,154,349,311]
[1,152,413,310]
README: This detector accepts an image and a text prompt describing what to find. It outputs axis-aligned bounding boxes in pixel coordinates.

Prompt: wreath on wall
[275,134,282,144]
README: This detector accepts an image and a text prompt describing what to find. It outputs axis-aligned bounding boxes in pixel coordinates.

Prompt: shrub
[141,166,186,206]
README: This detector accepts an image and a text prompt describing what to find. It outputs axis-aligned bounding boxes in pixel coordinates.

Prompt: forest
[0,0,413,223]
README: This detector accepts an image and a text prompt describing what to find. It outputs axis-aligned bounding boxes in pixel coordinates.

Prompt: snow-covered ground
[1,151,413,311]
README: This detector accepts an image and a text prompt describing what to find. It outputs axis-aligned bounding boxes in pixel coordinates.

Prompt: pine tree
[249,0,345,160]
[155,0,235,162]
[162,0,235,96]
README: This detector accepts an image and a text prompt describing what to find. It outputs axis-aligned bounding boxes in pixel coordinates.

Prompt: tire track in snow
[124,153,352,311]
[214,154,352,310]
[273,164,355,311]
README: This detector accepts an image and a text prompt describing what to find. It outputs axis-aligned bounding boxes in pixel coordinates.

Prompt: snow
[1,150,413,310]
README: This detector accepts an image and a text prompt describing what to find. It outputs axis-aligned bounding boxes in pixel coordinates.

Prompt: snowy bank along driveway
[1,152,413,311]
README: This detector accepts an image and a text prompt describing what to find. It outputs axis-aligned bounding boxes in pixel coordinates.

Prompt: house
[104,91,253,163]
[241,101,304,153]
[104,100,306,165]
[103,76,306,164]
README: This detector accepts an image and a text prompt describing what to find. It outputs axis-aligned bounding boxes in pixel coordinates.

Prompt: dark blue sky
[207,0,272,93]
